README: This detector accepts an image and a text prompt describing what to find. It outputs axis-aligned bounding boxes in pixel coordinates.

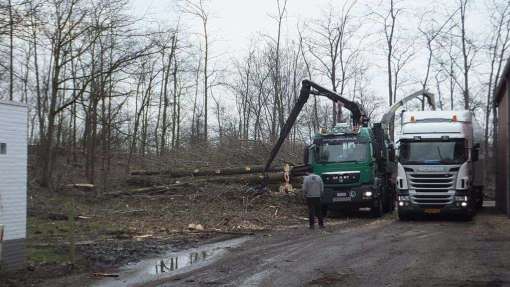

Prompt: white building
[0,100,27,270]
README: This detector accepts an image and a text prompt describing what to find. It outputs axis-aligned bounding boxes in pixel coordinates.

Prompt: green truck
[305,123,395,217]
[264,80,398,217]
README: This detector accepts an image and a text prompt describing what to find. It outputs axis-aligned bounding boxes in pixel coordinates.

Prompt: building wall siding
[1,238,25,271]
[496,81,509,214]
[0,102,28,269]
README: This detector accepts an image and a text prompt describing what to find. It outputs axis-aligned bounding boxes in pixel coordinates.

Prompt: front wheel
[371,198,383,218]
[398,210,412,221]
[459,211,474,221]
[476,192,484,210]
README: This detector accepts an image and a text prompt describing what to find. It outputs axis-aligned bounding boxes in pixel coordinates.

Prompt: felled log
[118,173,304,196]
[107,183,186,196]
[130,165,284,177]
[92,273,119,278]
[290,165,312,177]
[63,183,95,190]
[47,213,93,221]
[205,174,286,185]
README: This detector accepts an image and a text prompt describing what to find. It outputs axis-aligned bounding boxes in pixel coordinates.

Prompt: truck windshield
[317,141,368,163]
[399,140,466,165]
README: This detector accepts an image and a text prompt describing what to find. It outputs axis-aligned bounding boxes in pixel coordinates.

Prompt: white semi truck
[396,111,484,220]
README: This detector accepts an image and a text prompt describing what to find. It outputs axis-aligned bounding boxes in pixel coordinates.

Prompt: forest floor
[2,181,310,287]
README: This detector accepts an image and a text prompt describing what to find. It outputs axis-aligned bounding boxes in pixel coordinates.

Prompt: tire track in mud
[141,217,390,287]
[142,210,510,287]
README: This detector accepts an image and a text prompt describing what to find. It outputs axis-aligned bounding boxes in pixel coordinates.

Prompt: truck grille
[407,171,456,207]
[322,172,360,185]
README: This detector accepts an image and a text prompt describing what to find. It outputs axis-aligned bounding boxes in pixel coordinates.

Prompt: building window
[0,143,6,154]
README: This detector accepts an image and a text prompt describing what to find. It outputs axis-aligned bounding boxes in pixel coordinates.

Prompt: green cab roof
[313,126,372,141]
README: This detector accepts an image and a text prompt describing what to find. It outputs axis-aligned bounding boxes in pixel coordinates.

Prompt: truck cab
[396,111,484,220]
[306,123,395,217]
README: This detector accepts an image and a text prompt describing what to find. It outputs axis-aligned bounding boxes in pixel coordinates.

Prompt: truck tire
[383,194,390,213]
[460,212,474,221]
[371,198,383,218]
[397,210,412,221]
[383,192,395,213]
[477,192,484,210]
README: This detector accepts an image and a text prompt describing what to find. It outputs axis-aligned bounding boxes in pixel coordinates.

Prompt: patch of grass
[28,217,70,240]
[28,246,68,264]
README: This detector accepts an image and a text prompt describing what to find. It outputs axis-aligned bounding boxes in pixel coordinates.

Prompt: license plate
[333,197,351,202]
[336,192,348,197]
[424,208,441,214]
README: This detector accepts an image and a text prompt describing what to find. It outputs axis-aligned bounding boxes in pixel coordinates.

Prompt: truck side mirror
[472,143,480,161]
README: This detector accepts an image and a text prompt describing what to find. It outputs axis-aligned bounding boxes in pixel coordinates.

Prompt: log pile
[118,164,306,196]
[130,165,284,177]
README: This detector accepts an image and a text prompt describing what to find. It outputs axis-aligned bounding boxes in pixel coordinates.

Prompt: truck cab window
[317,140,368,163]
[399,139,466,165]
[0,143,6,154]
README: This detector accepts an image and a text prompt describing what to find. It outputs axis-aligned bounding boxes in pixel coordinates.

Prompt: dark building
[495,58,510,217]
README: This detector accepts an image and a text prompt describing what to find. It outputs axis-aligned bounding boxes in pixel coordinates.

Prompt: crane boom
[263,80,368,173]
[380,90,436,139]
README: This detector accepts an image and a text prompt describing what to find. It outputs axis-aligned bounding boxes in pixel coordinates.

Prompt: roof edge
[0,100,28,108]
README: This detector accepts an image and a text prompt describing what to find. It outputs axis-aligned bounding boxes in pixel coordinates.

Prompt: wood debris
[92,273,119,278]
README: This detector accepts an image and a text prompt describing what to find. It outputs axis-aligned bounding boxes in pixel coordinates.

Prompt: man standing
[303,171,324,229]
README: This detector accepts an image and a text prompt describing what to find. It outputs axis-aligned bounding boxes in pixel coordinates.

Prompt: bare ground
[141,208,510,287]
[1,182,308,287]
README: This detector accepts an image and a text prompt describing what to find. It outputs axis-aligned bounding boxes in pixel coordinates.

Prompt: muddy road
[138,207,510,287]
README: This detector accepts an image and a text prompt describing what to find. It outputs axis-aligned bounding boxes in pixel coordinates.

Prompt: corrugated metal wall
[496,81,508,214]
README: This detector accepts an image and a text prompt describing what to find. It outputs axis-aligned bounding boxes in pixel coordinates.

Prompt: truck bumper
[398,203,471,216]
[321,186,376,208]
[397,189,477,216]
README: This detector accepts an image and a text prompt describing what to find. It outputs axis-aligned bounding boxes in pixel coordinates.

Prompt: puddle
[94,236,250,287]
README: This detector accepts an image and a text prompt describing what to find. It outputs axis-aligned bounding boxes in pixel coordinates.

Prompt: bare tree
[376,0,401,106]
[8,0,13,100]
[459,0,475,110]
[183,0,210,142]
[268,0,288,141]
[306,1,360,123]
[418,9,456,109]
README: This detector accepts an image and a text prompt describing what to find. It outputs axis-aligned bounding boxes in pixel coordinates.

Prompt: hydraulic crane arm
[380,90,436,138]
[305,80,368,126]
[263,80,368,173]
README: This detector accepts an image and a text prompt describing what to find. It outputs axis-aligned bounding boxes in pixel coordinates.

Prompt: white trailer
[396,110,484,220]
[0,100,27,270]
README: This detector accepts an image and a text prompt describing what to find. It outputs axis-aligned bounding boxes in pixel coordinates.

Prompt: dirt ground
[142,207,510,287]
[1,182,308,287]
[1,150,504,287]
[4,188,510,287]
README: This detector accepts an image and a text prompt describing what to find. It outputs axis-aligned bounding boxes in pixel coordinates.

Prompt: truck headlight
[399,196,410,201]
[363,191,373,197]
[455,196,468,202]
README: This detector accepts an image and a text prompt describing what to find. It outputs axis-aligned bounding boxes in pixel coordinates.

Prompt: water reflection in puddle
[154,250,210,274]
[95,237,250,287]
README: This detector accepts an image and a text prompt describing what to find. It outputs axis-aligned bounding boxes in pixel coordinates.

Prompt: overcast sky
[129,0,337,55]
[127,0,491,120]
[128,0,486,55]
